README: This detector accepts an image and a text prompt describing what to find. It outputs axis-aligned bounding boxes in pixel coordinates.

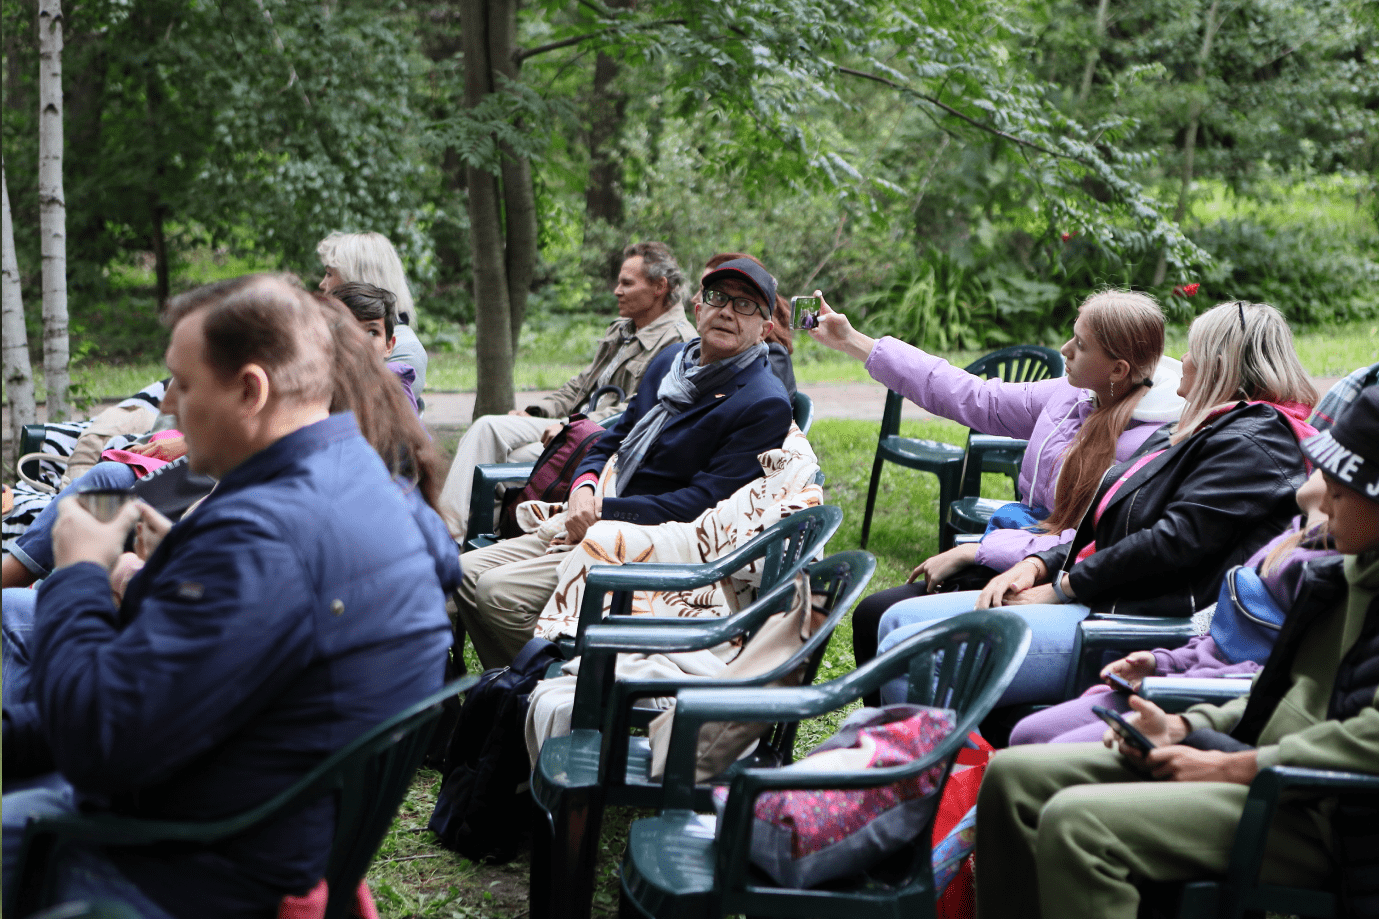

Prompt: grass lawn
[366,413,992,918]
[32,317,1374,410]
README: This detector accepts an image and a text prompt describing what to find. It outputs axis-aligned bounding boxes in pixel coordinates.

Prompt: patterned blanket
[528,422,823,640]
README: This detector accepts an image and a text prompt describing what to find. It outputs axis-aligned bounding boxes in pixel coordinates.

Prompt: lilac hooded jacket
[863,337,1184,571]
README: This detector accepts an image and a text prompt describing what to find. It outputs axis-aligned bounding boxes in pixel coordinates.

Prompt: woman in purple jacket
[808,289,1183,700]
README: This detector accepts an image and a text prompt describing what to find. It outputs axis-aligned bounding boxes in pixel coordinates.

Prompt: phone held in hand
[1093,704,1157,755]
[790,296,820,330]
[1104,672,1139,696]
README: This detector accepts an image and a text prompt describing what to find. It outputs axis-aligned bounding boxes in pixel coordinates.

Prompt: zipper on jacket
[1035,397,1090,502]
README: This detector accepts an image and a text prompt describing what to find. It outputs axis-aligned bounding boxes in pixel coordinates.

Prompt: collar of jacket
[630,304,692,348]
[214,413,361,499]
[1094,401,1276,521]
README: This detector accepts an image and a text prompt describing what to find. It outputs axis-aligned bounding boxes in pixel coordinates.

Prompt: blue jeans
[9,462,138,578]
[3,587,38,702]
[2,775,176,918]
[876,590,1090,706]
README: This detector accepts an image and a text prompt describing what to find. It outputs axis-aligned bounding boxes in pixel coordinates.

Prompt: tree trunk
[489,0,536,355]
[585,51,626,225]
[1077,0,1111,108]
[461,0,517,418]
[3,164,38,463]
[38,0,70,421]
[1153,0,1224,286]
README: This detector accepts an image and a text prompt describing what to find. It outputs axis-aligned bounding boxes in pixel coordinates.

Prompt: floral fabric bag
[711,703,956,888]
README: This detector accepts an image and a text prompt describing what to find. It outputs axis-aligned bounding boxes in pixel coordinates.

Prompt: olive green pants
[975,742,1334,919]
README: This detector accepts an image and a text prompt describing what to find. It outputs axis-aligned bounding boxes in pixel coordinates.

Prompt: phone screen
[790,296,820,330]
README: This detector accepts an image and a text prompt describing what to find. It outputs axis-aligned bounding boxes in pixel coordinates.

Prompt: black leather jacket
[1032,402,1308,617]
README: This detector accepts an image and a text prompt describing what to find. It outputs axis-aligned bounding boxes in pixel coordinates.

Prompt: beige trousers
[975,741,1333,919]
[456,534,567,669]
[437,414,549,541]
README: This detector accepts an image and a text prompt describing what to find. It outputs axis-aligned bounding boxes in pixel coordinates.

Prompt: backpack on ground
[427,637,563,863]
[496,414,605,540]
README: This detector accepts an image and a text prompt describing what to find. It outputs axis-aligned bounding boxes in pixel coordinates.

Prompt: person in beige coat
[437,241,695,541]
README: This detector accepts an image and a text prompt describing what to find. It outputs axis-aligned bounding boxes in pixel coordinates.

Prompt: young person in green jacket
[975,383,1379,919]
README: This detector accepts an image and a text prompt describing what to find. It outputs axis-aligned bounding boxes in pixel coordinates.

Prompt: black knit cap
[699,258,776,318]
[1303,385,1379,504]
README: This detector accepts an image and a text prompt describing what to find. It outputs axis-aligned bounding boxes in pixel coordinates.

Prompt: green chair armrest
[1139,676,1253,713]
[1068,615,1196,698]
[1214,765,1379,917]
[465,462,535,551]
[569,575,806,732]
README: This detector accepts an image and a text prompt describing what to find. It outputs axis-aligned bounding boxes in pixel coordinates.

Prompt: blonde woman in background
[317,231,428,393]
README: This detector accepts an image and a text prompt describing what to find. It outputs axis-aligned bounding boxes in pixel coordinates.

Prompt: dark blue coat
[28,413,456,917]
[575,342,793,525]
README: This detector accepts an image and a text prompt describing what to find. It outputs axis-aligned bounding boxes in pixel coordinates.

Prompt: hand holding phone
[1093,704,1157,755]
[1103,672,1139,696]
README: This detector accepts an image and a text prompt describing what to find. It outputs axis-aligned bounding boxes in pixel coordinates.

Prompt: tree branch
[516,19,686,62]
[835,65,1067,161]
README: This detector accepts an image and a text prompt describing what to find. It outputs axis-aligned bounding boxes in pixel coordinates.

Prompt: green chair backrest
[576,504,843,643]
[17,678,477,919]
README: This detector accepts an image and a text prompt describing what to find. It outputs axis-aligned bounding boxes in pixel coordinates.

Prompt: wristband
[1050,572,1073,604]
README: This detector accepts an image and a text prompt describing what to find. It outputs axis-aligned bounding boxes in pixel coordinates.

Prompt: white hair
[316,232,416,325]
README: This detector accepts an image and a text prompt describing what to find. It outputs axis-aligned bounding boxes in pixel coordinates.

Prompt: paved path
[417,381,926,427]
[416,376,1344,429]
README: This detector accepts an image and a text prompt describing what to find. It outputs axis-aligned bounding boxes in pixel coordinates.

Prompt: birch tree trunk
[3,164,37,465]
[38,0,71,421]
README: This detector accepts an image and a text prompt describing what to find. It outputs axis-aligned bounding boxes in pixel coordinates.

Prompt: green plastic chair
[616,607,1031,919]
[529,550,875,919]
[13,677,479,919]
[860,345,1063,552]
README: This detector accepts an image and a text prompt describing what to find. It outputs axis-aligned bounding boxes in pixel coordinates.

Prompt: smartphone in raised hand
[790,296,820,330]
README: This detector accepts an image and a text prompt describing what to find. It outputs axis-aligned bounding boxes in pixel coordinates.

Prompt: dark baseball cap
[1302,385,1379,503]
[700,258,777,317]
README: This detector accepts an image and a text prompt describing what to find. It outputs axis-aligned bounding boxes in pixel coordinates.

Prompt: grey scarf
[614,339,767,495]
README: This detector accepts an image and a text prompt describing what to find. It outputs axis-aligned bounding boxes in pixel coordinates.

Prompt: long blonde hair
[316,232,416,326]
[1041,290,1165,534]
[1172,300,1318,443]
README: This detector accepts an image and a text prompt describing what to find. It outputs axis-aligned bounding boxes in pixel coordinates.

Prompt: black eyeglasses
[702,288,767,319]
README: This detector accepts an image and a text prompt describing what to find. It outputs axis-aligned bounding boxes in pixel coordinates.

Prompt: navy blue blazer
[575,342,792,526]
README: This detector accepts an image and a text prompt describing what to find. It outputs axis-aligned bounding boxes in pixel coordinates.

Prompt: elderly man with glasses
[455,257,794,668]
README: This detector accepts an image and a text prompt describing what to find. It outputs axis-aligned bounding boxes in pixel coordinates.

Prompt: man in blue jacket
[2,276,456,918]
[457,258,794,668]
